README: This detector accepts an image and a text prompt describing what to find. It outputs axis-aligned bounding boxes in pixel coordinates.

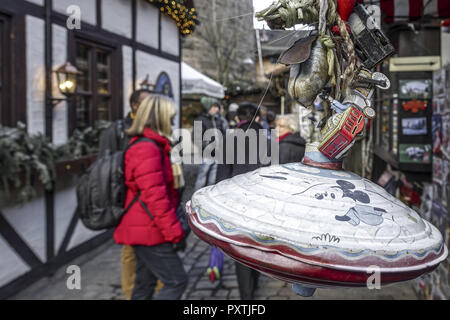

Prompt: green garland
[0,121,110,203]
[147,0,199,35]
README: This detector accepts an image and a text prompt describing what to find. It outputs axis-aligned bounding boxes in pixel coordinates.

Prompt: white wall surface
[136,0,159,48]
[102,0,132,38]
[67,221,103,251]
[52,24,69,145]
[2,196,46,263]
[25,0,44,6]
[53,0,97,26]
[26,15,45,135]
[122,46,134,116]
[0,235,30,288]
[54,186,78,253]
[136,50,180,127]
[160,14,179,56]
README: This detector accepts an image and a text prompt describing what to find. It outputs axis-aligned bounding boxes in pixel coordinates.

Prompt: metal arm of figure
[257,0,394,164]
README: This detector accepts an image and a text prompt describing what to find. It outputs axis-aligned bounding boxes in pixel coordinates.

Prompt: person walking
[114,94,188,300]
[226,103,239,128]
[98,89,152,300]
[275,114,306,164]
[99,89,152,156]
[216,103,271,299]
[193,97,225,191]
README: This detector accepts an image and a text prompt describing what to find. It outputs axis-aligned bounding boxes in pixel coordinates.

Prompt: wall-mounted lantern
[55,62,81,97]
[48,62,81,106]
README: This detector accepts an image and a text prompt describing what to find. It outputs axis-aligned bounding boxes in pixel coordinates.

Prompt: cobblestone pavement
[12,165,418,300]
[12,233,418,300]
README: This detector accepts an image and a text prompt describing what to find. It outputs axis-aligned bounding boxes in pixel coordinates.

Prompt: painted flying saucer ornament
[187,162,448,289]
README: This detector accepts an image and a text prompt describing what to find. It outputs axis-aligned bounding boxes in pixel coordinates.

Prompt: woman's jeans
[131,243,188,300]
[194,160,218,191]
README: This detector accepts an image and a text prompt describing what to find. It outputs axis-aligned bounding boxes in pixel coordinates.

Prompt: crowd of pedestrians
[98,89,306,300]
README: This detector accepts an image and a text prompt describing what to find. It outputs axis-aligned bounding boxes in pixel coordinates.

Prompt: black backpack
[76,137,160,231]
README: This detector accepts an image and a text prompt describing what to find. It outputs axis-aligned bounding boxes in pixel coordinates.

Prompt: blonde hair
[126,94,176,139]
[276,114,299,133]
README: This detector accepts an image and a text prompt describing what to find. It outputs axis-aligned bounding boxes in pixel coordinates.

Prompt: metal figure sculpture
[257,0,394,167]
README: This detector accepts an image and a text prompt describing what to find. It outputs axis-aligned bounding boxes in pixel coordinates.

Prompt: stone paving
[11,165,419,300]
[12,232,418,300]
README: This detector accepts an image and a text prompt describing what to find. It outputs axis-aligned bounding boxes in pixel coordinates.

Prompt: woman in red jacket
[114,94,187,300]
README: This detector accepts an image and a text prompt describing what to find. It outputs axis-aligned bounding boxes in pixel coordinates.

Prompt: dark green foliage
[0,121,111,203]
[54,120,111,161]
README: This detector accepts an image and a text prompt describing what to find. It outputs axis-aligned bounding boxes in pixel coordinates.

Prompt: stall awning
[181,62,225,99]
[358,0,450,23]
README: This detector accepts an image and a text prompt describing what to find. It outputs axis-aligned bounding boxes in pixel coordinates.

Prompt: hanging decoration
[186,0,448,297]
[147,0,199,35]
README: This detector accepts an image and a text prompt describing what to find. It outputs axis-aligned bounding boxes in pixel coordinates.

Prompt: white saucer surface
[191,163,447,271]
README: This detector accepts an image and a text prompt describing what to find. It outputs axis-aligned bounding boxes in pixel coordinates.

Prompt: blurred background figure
[226,103,239,128]
[266,110,276,131]
[216,103,271,299]
[259,105,271,139]
[193,97,226,191]
[99,89,152,157]
[275,114,306,164]
[218,102,230,133]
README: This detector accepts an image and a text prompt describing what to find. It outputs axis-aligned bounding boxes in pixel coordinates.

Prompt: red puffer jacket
[114,127,185,246]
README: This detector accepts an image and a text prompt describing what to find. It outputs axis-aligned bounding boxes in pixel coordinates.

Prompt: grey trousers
[131,243,188,300]
[235,262,260,300]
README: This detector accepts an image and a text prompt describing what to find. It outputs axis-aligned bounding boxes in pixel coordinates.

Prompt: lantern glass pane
[66,73,77,94]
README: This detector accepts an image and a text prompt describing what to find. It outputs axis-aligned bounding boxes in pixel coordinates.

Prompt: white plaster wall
[67,221,103,251]
[26,15,46,135]
[136,0,159,48]
[136,50,180,127]
[2,197,46,263]
[54,186,78,254]
[122,46,134,116]
[25,0,44,6]
[52,24,68,145]
[53,0,97,26]
[161,14,179,56]
[0,235,30,288]
[102,0,132,39]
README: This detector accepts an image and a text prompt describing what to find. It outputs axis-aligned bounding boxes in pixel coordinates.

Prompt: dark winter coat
[114,127,185,246]
[98,113,134,156]
[194,112,226,152]
[216,121,271,183]
[278,132,306,164]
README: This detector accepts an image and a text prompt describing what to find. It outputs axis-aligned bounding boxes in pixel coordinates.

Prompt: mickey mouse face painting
[314,180,387,227]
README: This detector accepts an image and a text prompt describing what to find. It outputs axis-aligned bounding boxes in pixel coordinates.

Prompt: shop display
[402,117,427,135]
[433,98,445,114]
[416,65,450,299]
[433,68,445,97]
[432,114,442,156]
[403,100,428,113]
[392,98,399,154]
[187,0,448,297]
[399,79,433,100]
[442,113,450,159]
[399,144,431,164]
